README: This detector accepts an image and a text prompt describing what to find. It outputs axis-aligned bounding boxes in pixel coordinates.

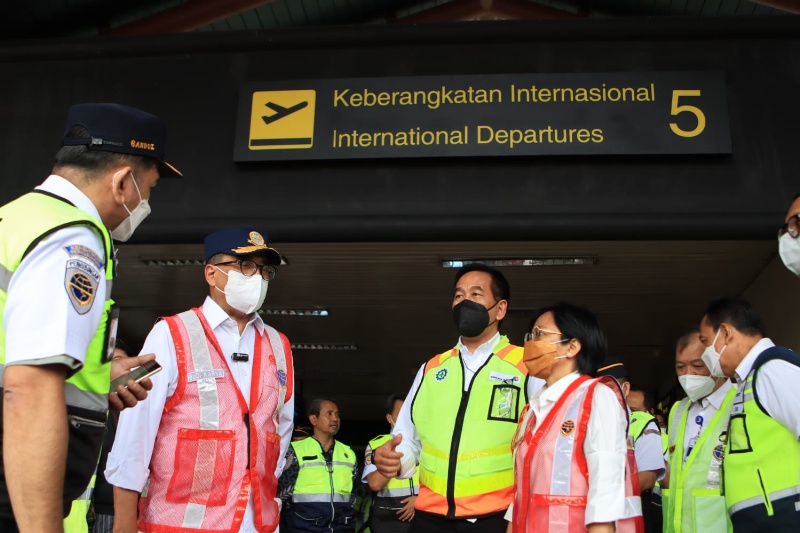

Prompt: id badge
[103,304,120,363]
[488,384,520,422]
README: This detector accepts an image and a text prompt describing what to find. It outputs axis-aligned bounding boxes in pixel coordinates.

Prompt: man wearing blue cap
[108,228,295,533]
[0,103,180,532]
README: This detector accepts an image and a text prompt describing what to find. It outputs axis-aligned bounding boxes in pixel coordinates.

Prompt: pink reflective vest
[512,375,644,533]
[138,308,293,533]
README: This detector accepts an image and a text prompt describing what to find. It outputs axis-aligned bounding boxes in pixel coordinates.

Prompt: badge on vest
[489,371,520,384]
[187,369,225,382]
[560,420,576,437]
[434,368,449,382]
[278,369,287,386]
[488,384,520,422]
[64,258,101,314]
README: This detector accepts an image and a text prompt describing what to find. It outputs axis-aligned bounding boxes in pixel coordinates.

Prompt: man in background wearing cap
[107,228,295,533]
[597,356,665,533]
[0,103,179,533]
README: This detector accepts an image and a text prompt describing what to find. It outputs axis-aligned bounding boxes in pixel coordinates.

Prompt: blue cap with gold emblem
[596,355,628,379]
[62,103,182,178]
[204,228,282,265]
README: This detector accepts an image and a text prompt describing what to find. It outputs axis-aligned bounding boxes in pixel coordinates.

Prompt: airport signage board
[233,71,731,161]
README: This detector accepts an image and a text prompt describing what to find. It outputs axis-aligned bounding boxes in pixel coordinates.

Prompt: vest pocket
[166,428,236,506]
[728,414,753,453]
[691,490,728,532]
[65,406,106,506]
[487,384,520,422]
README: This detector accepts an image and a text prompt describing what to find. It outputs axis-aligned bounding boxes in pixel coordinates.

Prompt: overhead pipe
[101,0,278,36]
[391,0,584,23]
[749,0,800,14]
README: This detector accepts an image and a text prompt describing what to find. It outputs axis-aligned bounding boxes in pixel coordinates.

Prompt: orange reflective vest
[512,375,644,533]
[412,336,528,518]
[138,308,293,533]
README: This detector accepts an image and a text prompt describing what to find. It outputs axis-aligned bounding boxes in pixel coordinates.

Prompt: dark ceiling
[0,0,796,42]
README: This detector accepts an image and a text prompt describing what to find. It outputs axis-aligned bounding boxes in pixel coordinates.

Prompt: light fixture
[259,308,329,317]
[290,343,357,351]
[442,257,596,268]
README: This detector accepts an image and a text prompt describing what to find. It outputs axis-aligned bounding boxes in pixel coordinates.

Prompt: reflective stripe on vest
[412,336,527,518]
[663,387,735,533]
[292,438,356,504]
[369,434,419,498]
[722,347,800,520]
[512,375,643,533]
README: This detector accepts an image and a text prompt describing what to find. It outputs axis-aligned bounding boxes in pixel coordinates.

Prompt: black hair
[385,392,407,415]
[674,327,701,354]
[308,397,338,417]
[629,386,655,412]
[704,298,767,337]
[454,263,510,303]
[530,302,608,376]
[53,126,155,179]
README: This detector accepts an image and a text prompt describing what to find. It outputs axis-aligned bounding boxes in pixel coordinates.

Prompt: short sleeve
[4,225,108,370]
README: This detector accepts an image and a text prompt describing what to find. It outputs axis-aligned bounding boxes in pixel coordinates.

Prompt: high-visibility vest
[63,471,97,533]
[721,346,800,528]
[289,437,357,530]
[662,388,736,533]
[368,434,419,499]
[512,375,644,533]
[630,410,658,442]
[411,335,528,518]
[138,308,292,533]
[0,190,115,519]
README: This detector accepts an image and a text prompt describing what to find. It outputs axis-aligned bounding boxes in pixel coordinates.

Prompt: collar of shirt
[457,331,500,365]
[530,371,581,410]
[699,378,733,410]
[734,337,775,383]
[201,295,265,335]
[36,175,104,223]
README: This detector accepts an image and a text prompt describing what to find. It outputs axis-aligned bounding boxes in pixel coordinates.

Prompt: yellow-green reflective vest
[722,347,800,522]
[63,471,97,533]
[368,434,419,498]
[630,410,657,442]
[0,191,114,515]
[663,387,736,533]
[292,438,356,504]
[411,335,527,518]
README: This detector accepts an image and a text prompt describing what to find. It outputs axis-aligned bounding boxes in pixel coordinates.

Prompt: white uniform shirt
[505,371,628,526]
[733,337,800,439]
[393,332,545,479]
[106,296,295,533]
[5,175,109,371]
[632,409,666,479]
[683,379,734,461]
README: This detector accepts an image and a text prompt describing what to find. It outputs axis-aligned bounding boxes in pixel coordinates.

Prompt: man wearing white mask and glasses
[779,194,800,276]
[661,328,734,533]
[697,298,800,532]
[108,228,295,533]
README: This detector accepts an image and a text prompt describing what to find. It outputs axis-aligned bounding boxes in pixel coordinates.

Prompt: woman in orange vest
[509,302,643,533]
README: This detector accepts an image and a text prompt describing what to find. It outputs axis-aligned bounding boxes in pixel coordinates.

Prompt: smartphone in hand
[110,360,162,391]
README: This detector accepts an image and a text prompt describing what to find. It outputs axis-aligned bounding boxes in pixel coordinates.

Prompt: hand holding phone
[110,360,162,391]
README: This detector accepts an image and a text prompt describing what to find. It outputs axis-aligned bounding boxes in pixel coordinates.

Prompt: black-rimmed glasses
[214,259,277,281]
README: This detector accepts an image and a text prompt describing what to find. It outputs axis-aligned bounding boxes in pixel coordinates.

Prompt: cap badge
[249,232,265,246]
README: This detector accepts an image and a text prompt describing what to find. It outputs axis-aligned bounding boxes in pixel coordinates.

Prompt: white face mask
[111,172,151,242]
[700,329,728,378]
[678,374,717,402]
[779,233,800,277]
[214,267,268,314]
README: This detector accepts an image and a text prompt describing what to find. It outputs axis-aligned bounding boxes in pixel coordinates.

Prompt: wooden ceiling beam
[101,0,277,36]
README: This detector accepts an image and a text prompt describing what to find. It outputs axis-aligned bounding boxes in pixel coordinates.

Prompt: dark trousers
[640,490,663,533]
[407,510,507,533]
[731,495,800,533]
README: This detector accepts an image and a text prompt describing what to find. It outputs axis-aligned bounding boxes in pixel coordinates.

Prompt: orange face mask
[522,338,569,378]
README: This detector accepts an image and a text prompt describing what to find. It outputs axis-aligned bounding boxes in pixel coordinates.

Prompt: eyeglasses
[524,326,565,342]
[214,259,277,281]
[778,213,800,239]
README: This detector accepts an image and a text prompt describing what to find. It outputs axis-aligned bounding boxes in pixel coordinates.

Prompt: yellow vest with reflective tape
[368,434,418,498]
[663,388,735,533]
[722,347,800,520]
[292,437,356,503]
[411,335,527,518]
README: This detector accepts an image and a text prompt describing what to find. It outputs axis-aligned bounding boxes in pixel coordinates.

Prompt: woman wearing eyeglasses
[508,302,643,533]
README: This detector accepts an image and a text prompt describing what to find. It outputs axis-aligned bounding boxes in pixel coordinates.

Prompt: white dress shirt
[393,333,545,479]
[734,337,800,439]
[506,372,628,526]
[5,175,109,371]
[631,410,665,479]
[107,296,295,533]
[683,379,734,461]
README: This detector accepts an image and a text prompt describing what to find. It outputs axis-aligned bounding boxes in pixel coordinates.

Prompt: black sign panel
[233,72,730,161]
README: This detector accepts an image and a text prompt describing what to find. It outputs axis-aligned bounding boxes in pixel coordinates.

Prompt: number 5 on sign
[670,90,706,138]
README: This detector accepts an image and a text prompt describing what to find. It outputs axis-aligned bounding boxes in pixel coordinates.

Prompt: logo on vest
[560,420,576,437]
[187,369,225,382]
[435,368,449,382]
[64,258,100,314]
[712,444,724,463]
[278,369,287,386]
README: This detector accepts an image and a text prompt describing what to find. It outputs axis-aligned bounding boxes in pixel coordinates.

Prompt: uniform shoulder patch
[643,429,661,437]
[63,244,104,269]
[64,258,101,314]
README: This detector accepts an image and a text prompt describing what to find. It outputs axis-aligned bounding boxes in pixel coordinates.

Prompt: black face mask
[452,299,499,338]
